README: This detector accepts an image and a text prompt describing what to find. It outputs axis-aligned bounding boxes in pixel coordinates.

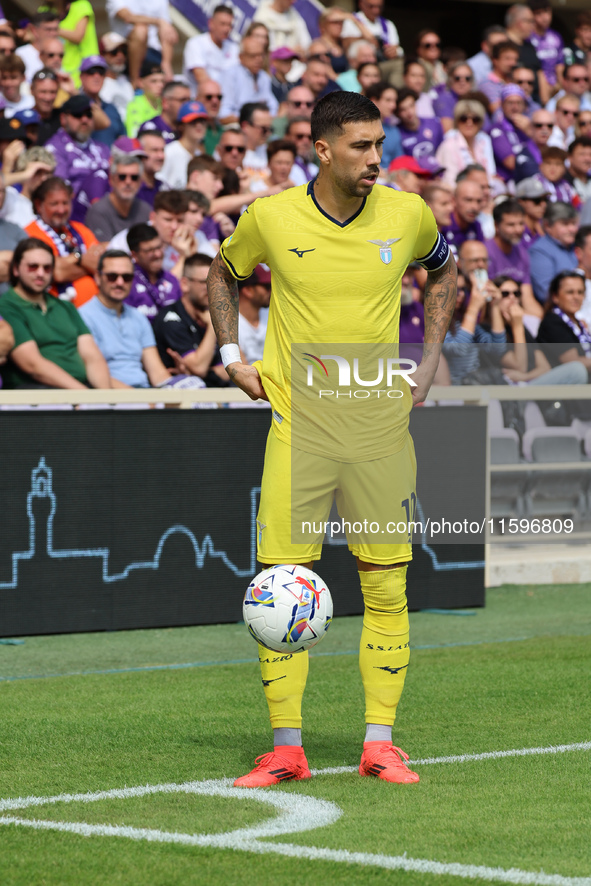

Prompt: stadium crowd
[1,0,591,391]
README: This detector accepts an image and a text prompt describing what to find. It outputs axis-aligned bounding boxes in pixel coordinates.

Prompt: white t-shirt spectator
[106,0,170,52]
[253,0,311,52]
[0,186,35,227]
[100,75,135,123]
[156,140,200,190]
[341,11,400,49]
[239,311,267,364]
[15,43,42,82]
[182,32,239,97]
[3,94,35,118]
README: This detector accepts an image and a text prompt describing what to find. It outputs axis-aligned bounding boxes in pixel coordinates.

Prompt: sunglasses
[527,196,548,204]
[71,110,93,119]
[34,70,58,81]
[45,51,64,58]
[515,78,534,86]
[103,272,134,283]
[293,132,311,139]
[420,41,440,48]
[291,100,314,108]
[533,121,552,128]
[579,119,591,126]
[458,115,482,124]
[559,109,579,116]
[204,93,222,100]
[500,288,520,297]
[252,124,271,134]
[569,76,589,83]
[453,74,473,82]
[25,262,52,272]
[222,144,246,153]
[117,173,140,181]
[84,67,105,76]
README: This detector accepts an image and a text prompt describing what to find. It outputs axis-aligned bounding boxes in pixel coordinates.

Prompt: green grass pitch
[0,583,589,886]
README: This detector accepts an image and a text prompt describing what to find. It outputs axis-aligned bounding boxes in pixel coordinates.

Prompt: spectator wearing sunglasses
[436,99,495,189]
[515,176,549,247]
[79,249,172,388]
[271,85,314,137]
[79,55,125,147]
[216,127,247,172]
[548,94,580,150]
[99,33,134,124]
[530,109,554,152]
[15,11,60,83]
[44,94,110,198]
[38,38,77,101]
[547,64,591,114]
[433,62,475,133]
[85,152,151,242]
[285,117,318,183]
[415,29,445,88]
[196,79,224,155]
[509,66,540,116]
[31,68,62,145]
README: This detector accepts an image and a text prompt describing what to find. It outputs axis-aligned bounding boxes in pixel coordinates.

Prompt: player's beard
[335,166,379,198]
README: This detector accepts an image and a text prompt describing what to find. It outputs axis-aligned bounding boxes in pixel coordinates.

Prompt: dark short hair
[311,90,381,143]
[31,175,72,207]
[153,189,188,214]
[574,224,591,250]
[395,87,419,107]
[183,189,210,213]
[541,145,567,162]
[10,238,54,286]
[456,163,487,183]
[576,11,591,29]
[239,101,269,126]
[127,223,159,253]
[32,11,59,25]
[285,116,311,134]
[183,252,213,275]
[212,4,233,16]
[483,24,507,41]
[569,136,591,154]
[357,61,380,78]
[491,40,520,60]
[364,80,395,102]
[162,79,190,99]
[267,138,297,162]
[98,249,133,274]
[187,154,224,179]
[528,0,551,12]
[0,53,25,75]
[493,199,525,224]
[546,269,585,310]
[403,57,424,76]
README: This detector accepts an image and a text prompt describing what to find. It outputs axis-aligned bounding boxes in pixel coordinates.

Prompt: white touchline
[0,741,589,886]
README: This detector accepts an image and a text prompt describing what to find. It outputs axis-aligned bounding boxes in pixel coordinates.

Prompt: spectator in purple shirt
[532,146,577,203]
[528,0,564,89]
[441,179,485,253]
[433,62,476,133]
[478,41,520,113]
[137,80,190,145]
[126,222,181,322]
[396,87,443,163]
[515,175,549,247]
[489,85,541,184]
[45,95,110,198]
[485,198,541,318]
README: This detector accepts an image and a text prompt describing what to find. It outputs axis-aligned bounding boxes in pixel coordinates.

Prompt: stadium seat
[488,400,525,517]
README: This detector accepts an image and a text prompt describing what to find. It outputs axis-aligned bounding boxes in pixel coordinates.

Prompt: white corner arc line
[310,740,591,776]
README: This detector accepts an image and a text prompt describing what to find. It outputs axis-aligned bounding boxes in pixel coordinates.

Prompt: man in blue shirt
[529,201,579,303]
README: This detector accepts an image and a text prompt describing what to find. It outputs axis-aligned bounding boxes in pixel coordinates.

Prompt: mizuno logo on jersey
[261,675,286,687]
[374,664,409,675]
[288,247,316,258]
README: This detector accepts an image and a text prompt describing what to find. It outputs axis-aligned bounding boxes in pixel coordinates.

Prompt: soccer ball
[243,565,333,654]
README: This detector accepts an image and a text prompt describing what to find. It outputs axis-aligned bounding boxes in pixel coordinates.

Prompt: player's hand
[409,359,438,406]
[225,362,268,401]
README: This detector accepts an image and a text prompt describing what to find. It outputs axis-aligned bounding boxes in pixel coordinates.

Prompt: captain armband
[415,232,451,272]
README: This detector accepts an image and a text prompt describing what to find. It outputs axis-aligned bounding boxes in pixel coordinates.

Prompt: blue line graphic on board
[0,459,258,589]
[0,459,483,591]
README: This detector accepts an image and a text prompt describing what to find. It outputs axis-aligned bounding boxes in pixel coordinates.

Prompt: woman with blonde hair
[435,98,496,188]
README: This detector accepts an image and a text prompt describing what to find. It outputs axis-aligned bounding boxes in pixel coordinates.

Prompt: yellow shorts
[256,429,416,566]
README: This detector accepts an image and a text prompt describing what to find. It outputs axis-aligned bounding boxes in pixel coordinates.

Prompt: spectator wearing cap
[85,151,151,242]
[219,36,279,124]
[138,79,191,145]
[125,222,181,321]
[484,199,539,316]
[489,85,541,184]
[99,33,134,124]
[0,54,34,118]
[0,117,25,170]
[528,0,563,91]
[531,146,576,204]
[477,41,520,114]
[516,176,549,247]
[15,11,59,82]
[365,81,401,169]
[125,61,165,138]
[25,175,103,307]
[79,55,125,146]
[152,252,228,386]
[395,88,443,163]
[196,79,224,155]
[388,155,441,195]
[565,136,591,204]
[31,68,61,145]
[58,0,99,88]
[270,47,299,105]
[45,94,110,197]
[435,99,495,189]
[440,179,485,252]
[13,107,41,148]
[253,0,311,55]
[106,0,178,88]
[79,249,172,388]
[157,101,208,190]
[510,66,540,117]
[238,265,271,364]
[529,201,580,303]
[183,5,238,97]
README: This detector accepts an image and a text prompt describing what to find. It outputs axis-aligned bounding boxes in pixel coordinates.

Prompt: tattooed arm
[207,252,268,401]
[411,253,457,405]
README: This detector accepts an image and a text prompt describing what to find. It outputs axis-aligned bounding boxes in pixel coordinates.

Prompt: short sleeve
[66,302,91,337]
[0,305,32,348]
[413,201,450,270]
[137,311,156,348]
[219,203,267,280]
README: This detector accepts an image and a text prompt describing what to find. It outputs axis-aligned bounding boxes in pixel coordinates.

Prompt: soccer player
[207,91,456,787]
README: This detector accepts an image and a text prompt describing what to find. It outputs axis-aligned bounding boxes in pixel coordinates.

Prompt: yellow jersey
[220,181,444,461]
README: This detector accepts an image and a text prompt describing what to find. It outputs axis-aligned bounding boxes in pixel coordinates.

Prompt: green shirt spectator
[0,286,90,387]
[126,92,162,137]
[59,0,99,88]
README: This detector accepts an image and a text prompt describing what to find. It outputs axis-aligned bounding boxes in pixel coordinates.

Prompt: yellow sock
[358,567,410,726]
[258,644,309,729]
